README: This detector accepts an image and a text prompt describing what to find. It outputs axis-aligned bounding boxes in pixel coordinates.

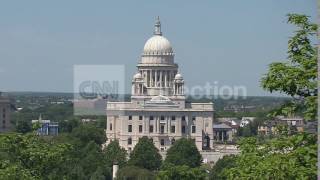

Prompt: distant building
[0,93,12,133]
[223,105,257,113]
[240,117,255,127]
[258,116,304,135]
[73,97,107,116]
[32,114,59,136]
[217,117,240,134]
[213,123,234,143]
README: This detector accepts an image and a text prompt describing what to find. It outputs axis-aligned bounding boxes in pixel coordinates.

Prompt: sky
[0,0,317,96]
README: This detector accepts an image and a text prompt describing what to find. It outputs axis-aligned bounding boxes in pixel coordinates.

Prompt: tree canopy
[261,14,317,120]
[103,140,127,168]
[164,138,202,168]
[223,133,317,179]
[128,136,162,171]
[157,164,207,180]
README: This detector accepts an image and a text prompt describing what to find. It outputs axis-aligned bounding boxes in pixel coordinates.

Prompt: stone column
[155,117,158,133]
[164,70,167,87]
[149,70,152,87]
[145,118,149,133]
[166,117,170,134]
[146,70,149,87]
[177,118,181,135]
[222,131,224,142]
[169,117,171,134]
[155,70,158,87]
[160,70,163,87]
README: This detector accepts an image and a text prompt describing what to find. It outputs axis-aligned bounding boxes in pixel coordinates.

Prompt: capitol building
[105,17,214,153]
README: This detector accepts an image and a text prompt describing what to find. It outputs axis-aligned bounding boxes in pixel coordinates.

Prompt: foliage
[261,14,317,120]
[0,133,73,179]
[103,140,127,168]
[71,124,106,146]
[15,119,32,133]
[164,138,202,168]
[237,119,263,137]
[224,133,317,179]
[157,163,207,180]
[128,136,162,171]
[209,155,237,180]
[0,160,36,180]
[116,166,155,180]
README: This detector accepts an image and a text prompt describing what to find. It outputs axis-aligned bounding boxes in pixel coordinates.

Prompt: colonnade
[139,69,177,88]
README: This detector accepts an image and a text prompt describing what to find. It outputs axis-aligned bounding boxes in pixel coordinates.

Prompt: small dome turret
[175,73,183,80]
[133,72,142,80]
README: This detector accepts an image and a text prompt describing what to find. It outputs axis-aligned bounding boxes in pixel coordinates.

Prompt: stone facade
[105,17,214,152]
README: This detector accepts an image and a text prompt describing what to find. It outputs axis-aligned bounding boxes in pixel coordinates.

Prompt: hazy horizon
[0,1,316,96]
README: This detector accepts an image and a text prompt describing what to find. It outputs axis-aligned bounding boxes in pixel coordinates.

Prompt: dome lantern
[154,16,162,36]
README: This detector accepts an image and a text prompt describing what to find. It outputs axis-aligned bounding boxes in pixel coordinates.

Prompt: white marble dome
[143,35,173,55]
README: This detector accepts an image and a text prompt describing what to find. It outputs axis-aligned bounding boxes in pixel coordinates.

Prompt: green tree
[209,155,237,180]
[164,138,202,168]
[0,133,73,179]
[116,166,155,180]
[0,160,35,180]
[71,124,106,146]
[128,136,162,171]
[224,133,317,179]
[80,142,102,173]
[15,119,32,133]
[103,140,127,168]
[157,164,207,180]
[261,14,317,120]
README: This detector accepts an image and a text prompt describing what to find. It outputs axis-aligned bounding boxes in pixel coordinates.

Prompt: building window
[150,116,154,120]
[128,116,132,120]
[139,125,143,133]
[139,116,143,120]
[160,139,165,146]
[2,120,5,124]
[171,116,175,120]
[171,126,175,133]
[160,125,165,134]
[182,125,186,133]
[109,123,112,131]
[182,116,185,121]
[192,125,196,133]
[128,138,132,145]
[161,116,165,120]
[128,125,132,132]
[192,116,196,121]
[149,125,154,133]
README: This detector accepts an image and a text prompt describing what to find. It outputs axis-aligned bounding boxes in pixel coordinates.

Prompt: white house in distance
[105,17,215,153]
[240,117,255,127]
